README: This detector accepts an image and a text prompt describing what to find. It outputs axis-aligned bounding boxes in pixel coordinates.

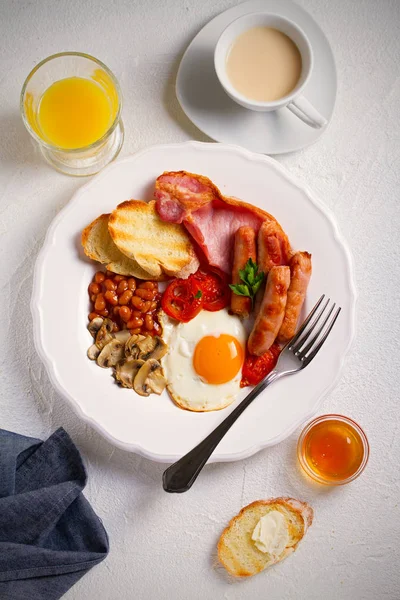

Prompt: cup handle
[287,95,327,129]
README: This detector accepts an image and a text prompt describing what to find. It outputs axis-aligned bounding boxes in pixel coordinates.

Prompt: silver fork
[163,294,341,493]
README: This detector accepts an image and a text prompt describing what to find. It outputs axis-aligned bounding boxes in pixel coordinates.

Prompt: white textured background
[1,1,400,598]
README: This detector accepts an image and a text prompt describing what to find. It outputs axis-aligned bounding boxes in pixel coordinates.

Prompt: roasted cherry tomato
[191,268,230,312]
[161,277,203,322]
[240,344,281,387]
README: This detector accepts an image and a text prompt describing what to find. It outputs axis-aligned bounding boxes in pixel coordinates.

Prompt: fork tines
[289,295,341,365]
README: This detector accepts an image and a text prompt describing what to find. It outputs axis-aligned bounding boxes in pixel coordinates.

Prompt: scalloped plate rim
[31,141,357,463]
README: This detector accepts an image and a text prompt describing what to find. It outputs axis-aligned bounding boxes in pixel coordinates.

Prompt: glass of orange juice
[297,414,369,485]
[20,52,124,176]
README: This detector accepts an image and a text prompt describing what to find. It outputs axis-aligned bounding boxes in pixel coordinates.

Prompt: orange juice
[37,77,114,149]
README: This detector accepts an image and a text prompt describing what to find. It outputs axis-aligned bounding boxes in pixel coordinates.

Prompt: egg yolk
[193,334,244,384]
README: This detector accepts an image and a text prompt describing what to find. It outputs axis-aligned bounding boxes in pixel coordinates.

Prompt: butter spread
[251,510,289,557]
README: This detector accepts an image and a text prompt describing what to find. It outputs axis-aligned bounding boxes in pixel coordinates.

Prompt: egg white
[160,309,246,412]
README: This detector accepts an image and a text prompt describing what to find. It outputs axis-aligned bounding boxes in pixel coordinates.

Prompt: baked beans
[104,290,118,306]
[142,300,152,313]
[103,279,117,291]
[138,281,156,290]
[94,294,106,312]
[94,272,105,284]
[135,288,154,300]
[131,296,144,310]
[117,280,129,295]
[88,270,161,336]
[127,278,136,291]
[119,306,131,322]
[145,314,154,331]
[88,282,101,295]
[127,316,143,329]
[118,290,133,305]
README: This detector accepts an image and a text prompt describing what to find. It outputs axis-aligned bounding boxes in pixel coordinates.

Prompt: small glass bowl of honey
[297,414,369,485]
[20,52,124,176]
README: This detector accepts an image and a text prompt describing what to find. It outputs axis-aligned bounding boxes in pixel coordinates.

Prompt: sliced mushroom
[103,318,114,331]
[114,329,131,344]
[96,339,125,368]
[88,317,104,338]
[115,357,145,388]
[125,334,146,358]
[133,358,167,396]
[95,319,114,349]
[135,336,157,360]
[87,344,101,360]
[136,336,168,361]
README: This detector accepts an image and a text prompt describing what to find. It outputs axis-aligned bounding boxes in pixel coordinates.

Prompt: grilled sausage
[254,221,291,315]
[230,226,257,318]
[257,221,291,273]
[248,266,290,356]
[277,252,312,343]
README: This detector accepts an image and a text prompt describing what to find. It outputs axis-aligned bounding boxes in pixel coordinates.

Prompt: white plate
[176,0,337,154]
[31,142,356,463]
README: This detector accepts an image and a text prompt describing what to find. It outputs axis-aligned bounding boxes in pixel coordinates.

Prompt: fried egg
[160,309,246,411]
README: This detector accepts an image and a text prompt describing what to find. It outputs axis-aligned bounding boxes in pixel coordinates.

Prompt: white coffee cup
[214,13,327,129]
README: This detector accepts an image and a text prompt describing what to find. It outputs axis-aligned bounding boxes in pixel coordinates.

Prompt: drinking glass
[20,52,124,176]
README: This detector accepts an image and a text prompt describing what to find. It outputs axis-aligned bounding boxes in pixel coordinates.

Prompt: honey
[298,415,369,484]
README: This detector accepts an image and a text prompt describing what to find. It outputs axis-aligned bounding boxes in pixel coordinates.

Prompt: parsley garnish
[229,258,265,308]
[194,290,203,299]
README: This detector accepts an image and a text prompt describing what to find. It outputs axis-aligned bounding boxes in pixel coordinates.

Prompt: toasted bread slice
[108,200,199,278]
[218,498,313,577]
[81,214,160,280]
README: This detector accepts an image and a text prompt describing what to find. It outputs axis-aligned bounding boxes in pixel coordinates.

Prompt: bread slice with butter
[218,497,313,577]
[108,200,199,279]
[81,213,160,280]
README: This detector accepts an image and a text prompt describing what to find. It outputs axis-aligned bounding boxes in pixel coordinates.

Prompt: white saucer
[176,0,337,155]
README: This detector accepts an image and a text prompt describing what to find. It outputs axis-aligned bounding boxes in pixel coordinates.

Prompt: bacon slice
[248,266,290,356]
[155,171,290,274]
[277,252,312,343]
[155,172,220,223]
[230,226,256,318]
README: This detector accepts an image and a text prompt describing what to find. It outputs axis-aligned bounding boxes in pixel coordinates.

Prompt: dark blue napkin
[0,427,109,600]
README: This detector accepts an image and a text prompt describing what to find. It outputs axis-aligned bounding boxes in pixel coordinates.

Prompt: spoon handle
[162,371,278,493]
